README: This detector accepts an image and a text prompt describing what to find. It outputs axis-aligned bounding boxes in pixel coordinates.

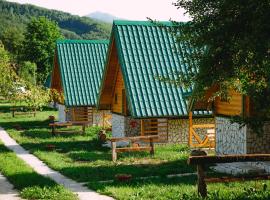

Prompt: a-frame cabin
[51,40,111,127]
[98,20,212,144]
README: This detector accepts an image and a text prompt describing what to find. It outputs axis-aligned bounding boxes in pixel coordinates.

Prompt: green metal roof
[111,20,209,118]
[56,40,109,107]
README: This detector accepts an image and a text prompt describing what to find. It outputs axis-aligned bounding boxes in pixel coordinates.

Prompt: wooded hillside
[0,0,111,40]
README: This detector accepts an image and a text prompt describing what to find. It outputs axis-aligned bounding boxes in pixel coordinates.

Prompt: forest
[0,0,111,40]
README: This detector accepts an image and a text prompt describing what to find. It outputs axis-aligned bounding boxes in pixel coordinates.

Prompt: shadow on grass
[8,172,57,190]
[88,174,197,192]
[2,119,51,130]
[54,158,195,183]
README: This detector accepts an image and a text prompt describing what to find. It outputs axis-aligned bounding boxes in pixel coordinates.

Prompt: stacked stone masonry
[112,113,214,144]
[216,117,270,155]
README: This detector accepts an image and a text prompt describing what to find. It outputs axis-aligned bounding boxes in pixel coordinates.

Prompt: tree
[0,42,17,98]
[1,26,24,59]
[173,0,270,127]
[13,84,50,111]
[17,61,37,85]
[23,17,62,84]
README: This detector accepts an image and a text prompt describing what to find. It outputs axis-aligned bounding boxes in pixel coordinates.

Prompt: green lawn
[0,142,77,200]
[1,103,270,199]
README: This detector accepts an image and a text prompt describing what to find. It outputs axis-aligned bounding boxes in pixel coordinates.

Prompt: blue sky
[7,0,190,21]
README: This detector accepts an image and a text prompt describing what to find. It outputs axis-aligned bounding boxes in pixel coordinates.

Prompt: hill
[0,0,112,40]
[87,11,122,23]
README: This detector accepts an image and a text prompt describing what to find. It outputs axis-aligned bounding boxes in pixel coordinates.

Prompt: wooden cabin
[190,87,270,154]
[50,40,111,127]
[98,20,213,144]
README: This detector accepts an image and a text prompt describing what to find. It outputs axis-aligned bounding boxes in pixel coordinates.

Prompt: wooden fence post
[197,164,207,198]
[112,141,117,162]
[150,138,154,156]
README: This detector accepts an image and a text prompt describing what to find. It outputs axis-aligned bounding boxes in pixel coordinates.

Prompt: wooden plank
[192,124,215,128]
[109,135,159,142]
[205,175,270,183]
[115,147,152,152]
[49,123,73,127]
[188,154,270,165]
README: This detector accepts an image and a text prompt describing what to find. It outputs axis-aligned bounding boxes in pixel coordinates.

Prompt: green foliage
[17,61,37,85]
[0,42,17,98]
[21,185,77,200]
[13,84,50,111]
[0,0,111,41]
[22,17,62,84]
[173,0,270,128]
[1,26,24,59]
[0,142,78,200]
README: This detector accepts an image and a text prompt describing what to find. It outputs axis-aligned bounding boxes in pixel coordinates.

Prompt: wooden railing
[67,107,93,124]
[141,119,168,142]
[189,112,215,148]
[188,153,270,197]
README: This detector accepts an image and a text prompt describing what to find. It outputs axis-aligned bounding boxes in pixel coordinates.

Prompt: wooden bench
[48,116,88,135]
[109,135,159,161]
[10,107,36,117]
[188,153,270,198]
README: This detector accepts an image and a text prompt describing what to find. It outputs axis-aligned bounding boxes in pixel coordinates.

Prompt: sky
[7,0,190,21]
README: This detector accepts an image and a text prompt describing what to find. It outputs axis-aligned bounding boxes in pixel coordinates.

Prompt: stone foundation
[92,109,112,127]
[58,104,66,122]
[216,117,270,155]
[111,114,214,145]
[168,118,214,144]
[111,114,140,146]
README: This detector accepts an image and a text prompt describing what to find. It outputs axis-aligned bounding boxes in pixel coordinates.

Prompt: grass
[1,103,270,199]
[0,142,78,200]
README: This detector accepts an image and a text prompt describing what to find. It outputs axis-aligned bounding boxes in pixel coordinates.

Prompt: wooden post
[190,150,207,198]
[34,108,36,117]
[188,112,193,147]
[150,138,154,156]
[197,164,207,198]
[112,141,117,162]
[82,125,86,135]
[103,110,105,129]
[12,109,15,118]
[141,120,144,136]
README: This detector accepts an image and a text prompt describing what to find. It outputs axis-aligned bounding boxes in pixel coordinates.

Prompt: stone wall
[125,116,141,137]
[216,116,247,155]
[111,114,140,146]
[58,104,66,122]
[216,117,270,155]
[168,118,214,144]
[246,122,270,154]
[93,109,112,127]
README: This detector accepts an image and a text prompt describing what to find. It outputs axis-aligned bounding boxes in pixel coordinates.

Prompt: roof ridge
[56,39,109,44]
[113,20,180,26]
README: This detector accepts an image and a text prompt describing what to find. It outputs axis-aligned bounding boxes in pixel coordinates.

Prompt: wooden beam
[188,154,270,165]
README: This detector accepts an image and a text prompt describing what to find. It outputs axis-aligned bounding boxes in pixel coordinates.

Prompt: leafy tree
[0,42,17,98]
[1,26,24,59]
[13,84,50,111]
[22,16,62,84]
[173,0,270,127]
[17,61,37,85]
